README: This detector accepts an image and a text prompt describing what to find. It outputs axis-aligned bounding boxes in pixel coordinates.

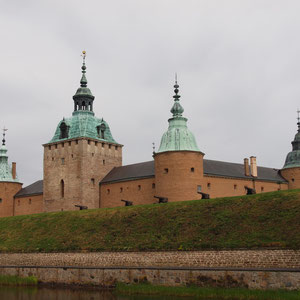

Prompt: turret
[0,128,22,217]
[153,78,204,202]
[281,111,300,189]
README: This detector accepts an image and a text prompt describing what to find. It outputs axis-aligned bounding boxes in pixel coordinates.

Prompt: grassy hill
[1,189,300,252]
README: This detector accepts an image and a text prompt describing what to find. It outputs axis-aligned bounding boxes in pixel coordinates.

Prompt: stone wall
[1,250,300,289]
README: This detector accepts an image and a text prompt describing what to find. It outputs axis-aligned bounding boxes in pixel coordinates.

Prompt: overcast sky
[1,0,300,186]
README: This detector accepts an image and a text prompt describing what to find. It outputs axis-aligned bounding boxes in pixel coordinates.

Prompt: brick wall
[14,194,43,216]
[0,182,22,218]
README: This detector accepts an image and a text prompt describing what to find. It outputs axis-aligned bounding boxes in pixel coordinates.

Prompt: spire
[170,74,184,117]
[2,126,7,146]
[73,51,95,114]
[80,50,88,87]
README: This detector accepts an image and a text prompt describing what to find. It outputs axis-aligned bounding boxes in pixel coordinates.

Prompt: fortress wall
[0,182,22,218]
[201,176,288,199]
[1,250,300,290]
[14,194,43,216]
[100,177,156,208]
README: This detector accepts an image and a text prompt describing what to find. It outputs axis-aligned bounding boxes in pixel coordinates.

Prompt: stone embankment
[1,250,300,290]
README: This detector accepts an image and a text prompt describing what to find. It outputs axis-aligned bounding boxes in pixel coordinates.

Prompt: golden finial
[81,50,86,63]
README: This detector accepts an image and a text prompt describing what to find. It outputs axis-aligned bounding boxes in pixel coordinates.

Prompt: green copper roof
[283,119,300,169]
[0,135,20,183]
[49,52,119,145]
[156,80,201,153]
[50,112,118,144]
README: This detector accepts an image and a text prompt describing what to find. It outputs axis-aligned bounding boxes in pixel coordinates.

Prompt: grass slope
[0,189,300,252]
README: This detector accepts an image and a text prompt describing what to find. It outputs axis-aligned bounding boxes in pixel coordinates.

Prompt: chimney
[244,158,250,176]
[250,156,257,177]
[12,162,16,180]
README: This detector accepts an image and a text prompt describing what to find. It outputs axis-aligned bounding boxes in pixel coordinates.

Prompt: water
[0,286,194,300]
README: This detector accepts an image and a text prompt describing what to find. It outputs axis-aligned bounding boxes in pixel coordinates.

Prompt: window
[55,144,58,149]
[191,167,195,172]
[103,160,105,165]
[76,140,78,145]
[69,141,71,146]
[48,145,51,150]
[60,180,64,198]
[109,144,111,149]
[164,168,169,174]
[18,200,20,206]
[197,185,202,192]
[138,185,141,191]
[59,122,69,139]
[261,187,264,192]
[61,158,65,165]
[71,154,74,158]
[234,184,237,190]
[0,198,2,203]
[29,198,31,204]
[61,143,64,148]
[102,143,105,148]
[95,142,98,146]
[120,187,123,193]
[91,178,95,185]
[107,189,110,195]
[88,140,90,145]
[207,183,211,189]
[152,183,155,189]
[292,178,295,182]
[52,157,54,161]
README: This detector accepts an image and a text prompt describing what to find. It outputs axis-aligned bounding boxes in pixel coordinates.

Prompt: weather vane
[2,126,7,146]
[297,109,300,123]
[81,50,86,63]
[175,72,178,84]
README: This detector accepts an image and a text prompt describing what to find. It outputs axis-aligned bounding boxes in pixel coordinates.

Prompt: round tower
[154,79,204,202]
[0,129,22,217]
[281,112,300,189]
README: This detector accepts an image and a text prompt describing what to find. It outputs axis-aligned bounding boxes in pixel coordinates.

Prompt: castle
[0,53,299,217]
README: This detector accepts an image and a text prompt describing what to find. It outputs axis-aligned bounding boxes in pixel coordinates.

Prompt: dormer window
[59,122,69,139]
[97,123,106,139]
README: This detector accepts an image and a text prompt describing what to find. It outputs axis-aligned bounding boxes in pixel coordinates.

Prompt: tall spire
[73,51,95,114]
[170,74,184,118]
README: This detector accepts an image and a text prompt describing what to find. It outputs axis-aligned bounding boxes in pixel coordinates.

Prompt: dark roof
[101,159,287,184]
[203,159,286,183]
[101,161,155,184]
[15,180,43,198]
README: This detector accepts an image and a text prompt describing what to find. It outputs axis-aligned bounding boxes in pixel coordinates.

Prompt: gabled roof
[15,180,43,198]
[101,159,287,184]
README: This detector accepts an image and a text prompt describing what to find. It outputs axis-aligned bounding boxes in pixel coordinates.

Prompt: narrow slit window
[138,185,141,191]
[60,180,65,198]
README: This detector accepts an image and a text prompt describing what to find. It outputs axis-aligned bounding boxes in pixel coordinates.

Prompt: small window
[152,183,155,189]
[115,146,118,151]
[261,187,264,192]
[164,168,168,174]
[61,158,65,165]
[191,167,195,172]
[234,184,237,190]
[60,179,64,198]
[29,198,31,205]
[48,145,51,150]
[120,187,123,193]
[71,154,74,158]
[18,200,20,206]
[52,157,54,161]
[207,183,211,189]
[91,178,95,185]
[88,140,90,145]
[55,144,58,149]
[61,143,64,148]
[138,185,141,191]
[76,140,78,145]
[102,143,105,148]
[103,160,105,165]
[197,185,202,192]
[59,122,69,139]
[107,189,110,195]
[69,141,71,146]
[109,144,111,149]
[292,178,295,182]
[0,198,2,203]
[95,142,98,146]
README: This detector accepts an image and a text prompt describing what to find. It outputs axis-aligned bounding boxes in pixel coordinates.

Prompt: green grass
[0,275,37,286]
[115,283,300,299]
[0,189,300,252]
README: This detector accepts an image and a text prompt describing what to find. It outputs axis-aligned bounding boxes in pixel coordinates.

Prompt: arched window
[82,101,86,110]
[59,122,69,139]
[60,179,65,198]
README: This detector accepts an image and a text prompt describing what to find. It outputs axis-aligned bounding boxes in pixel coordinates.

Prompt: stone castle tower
[281,117,300,189]
[43,52,122,212]
[0,129,22,217]
[154,80,204,202]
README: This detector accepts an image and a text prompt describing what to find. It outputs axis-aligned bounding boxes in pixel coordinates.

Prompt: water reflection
[0,286,191,300]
